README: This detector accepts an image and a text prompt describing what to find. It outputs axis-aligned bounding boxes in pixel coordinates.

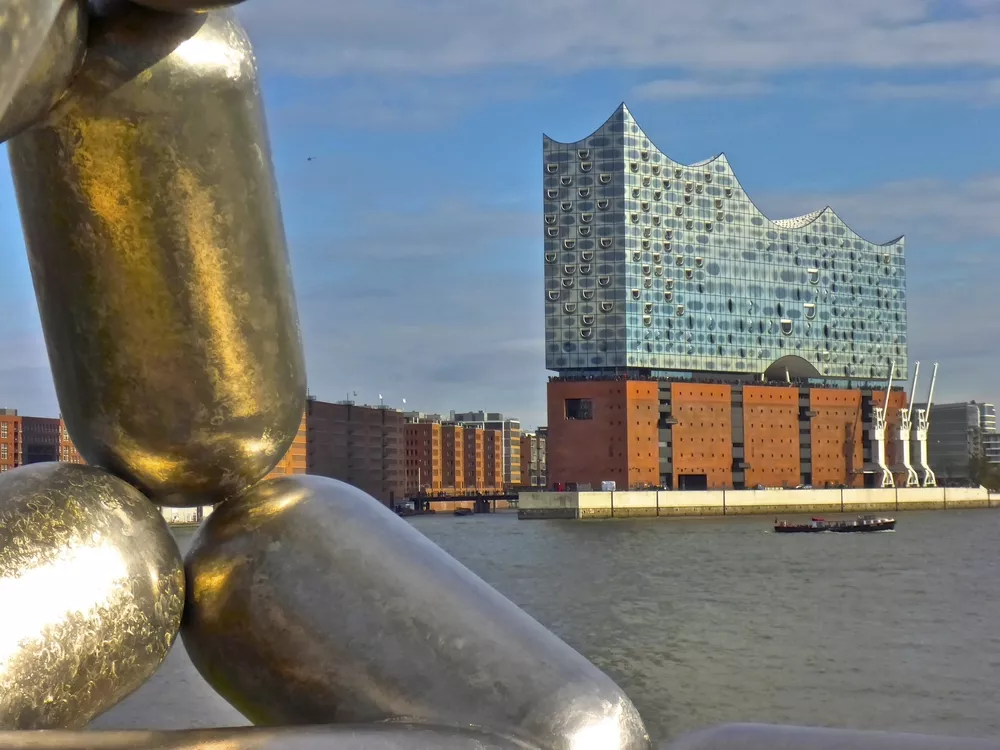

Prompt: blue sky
[1,0,999,430]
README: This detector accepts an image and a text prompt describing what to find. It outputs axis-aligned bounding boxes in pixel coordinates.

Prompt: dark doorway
[678,473,708,491]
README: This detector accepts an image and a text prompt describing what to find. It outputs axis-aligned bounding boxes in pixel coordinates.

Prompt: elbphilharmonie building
[543,105,921,493]
[543,104,907,384]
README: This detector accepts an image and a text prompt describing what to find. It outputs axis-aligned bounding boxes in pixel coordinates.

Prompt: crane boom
[907,361,920,422]
[882,360,896,415]
[926,362,939,411]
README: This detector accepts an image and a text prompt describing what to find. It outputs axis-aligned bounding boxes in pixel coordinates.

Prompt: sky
[1,0,998,431]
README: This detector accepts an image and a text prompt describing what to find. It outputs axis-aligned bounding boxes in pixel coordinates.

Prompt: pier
[518,486,994,519]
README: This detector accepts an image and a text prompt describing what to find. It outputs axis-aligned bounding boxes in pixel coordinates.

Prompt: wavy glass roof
[542,104,907,380]
[544,104,903,247]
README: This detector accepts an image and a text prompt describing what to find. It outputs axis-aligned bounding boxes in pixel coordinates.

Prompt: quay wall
[518,487,992,520]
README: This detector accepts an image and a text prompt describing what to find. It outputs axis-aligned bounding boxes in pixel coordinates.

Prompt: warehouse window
[565,399,594,421]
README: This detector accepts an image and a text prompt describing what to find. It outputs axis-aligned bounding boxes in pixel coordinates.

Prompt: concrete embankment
[518,487,996,520]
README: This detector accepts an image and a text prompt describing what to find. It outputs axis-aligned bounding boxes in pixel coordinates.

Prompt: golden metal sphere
[0,463,185,729]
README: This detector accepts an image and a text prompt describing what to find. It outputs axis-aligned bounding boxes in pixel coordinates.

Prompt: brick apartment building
[2,398,518,505]
[305,398,405,505]
[0,409,83,472]
[1,400,402,506]
[463,427,486,491]
[519,431,547,488]
[484,430,503,491]
[404,414,506,497]
[266,411,308,479]
[451,411,522,488]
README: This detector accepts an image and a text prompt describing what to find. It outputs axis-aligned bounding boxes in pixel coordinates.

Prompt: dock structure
[518,486,993,520]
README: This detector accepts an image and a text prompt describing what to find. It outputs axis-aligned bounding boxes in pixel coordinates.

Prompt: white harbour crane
[910,362,939,487]
[893,363,921,487]
[871,361,896,488]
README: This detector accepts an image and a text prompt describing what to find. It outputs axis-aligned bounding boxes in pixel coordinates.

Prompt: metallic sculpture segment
[0,0,70,122]
[0,0,86,142]
[130,1,247,11]
[0,464,184,730]
[542,104,907,382]
[183,475,652,750]
[0,726,538,750]
[7,3,306,507]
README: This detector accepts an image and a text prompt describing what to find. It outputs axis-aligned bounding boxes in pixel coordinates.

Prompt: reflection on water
[93,510,1000,743]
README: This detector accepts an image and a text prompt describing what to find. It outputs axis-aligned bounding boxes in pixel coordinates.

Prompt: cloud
[0,328,55,417]
[755,173,1000,246]
[633,78,775,100]
[269,75,540,132]
[309,200,537,262]
[858,77,1000,103]
[237,0,1000,77]
[757,173,1000,402]
[280,188,549,427]
[633,75,1000,105]
[0,367,56,418]
[298,270,548,429]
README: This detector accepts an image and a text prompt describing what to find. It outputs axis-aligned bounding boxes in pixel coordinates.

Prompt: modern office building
[978,403,996,435]
[919,401,998,482]
[543,105,911,490]
[977,403,999,467]
[983,433,1000,465]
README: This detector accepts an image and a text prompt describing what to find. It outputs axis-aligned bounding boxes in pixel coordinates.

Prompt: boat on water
[453,508,474,517]
[774,515,896,534]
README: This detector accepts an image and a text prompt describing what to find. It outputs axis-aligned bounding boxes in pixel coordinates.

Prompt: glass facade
[543,104,908,381]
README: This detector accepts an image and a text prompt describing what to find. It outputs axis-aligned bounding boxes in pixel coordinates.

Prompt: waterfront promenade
[519,486,994,519]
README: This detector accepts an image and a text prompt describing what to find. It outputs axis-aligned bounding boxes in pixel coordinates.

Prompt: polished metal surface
[7,4,305,507]
[663,724,1000,750]
[0,0,64,122]
[126,0,246,11]
[0,463,185,729]
[0,0,86,143]
[183,475,651,750]
[0,725,534,750]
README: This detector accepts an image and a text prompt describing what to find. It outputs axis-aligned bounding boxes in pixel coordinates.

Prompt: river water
[91,510,1000,744]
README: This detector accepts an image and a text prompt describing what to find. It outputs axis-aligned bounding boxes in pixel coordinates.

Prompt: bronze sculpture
[0,464,184,729]
[1,1,998,749]
[0,1,651,747]
[7,3,306,508]
[183,476,650,749]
